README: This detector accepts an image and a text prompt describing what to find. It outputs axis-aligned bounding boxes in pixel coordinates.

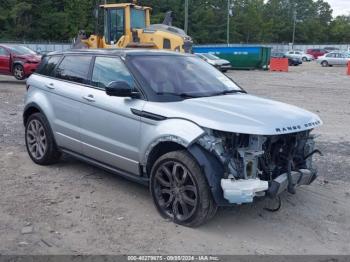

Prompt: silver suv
[24,49,322,227]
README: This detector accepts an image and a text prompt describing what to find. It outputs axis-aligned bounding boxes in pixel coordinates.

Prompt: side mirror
[106,81,136,97]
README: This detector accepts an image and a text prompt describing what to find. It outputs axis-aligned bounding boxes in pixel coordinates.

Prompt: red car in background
[306,48,328,59]
[0,45,41,80]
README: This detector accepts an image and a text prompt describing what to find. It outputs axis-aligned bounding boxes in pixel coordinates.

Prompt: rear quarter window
[36,55,62,76]
[54,55,92,84]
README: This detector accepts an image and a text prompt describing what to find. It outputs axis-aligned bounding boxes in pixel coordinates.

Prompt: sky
[326,0,350,17]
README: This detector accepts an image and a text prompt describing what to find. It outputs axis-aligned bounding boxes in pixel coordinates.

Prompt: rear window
[55,55,92,84]
[36,55,62,77]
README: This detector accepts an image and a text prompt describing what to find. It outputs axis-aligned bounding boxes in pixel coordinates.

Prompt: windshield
[202,53,219,60]
[128,55,242,100]
[10,46,36,55]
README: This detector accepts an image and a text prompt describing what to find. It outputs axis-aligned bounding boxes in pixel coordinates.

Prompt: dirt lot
[0,62,349,255]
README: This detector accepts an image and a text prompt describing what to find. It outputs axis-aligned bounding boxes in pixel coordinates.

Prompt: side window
[36,55,61,76]
[0,47,8,56]
[163,39,171,49]
[55,55,92,84]
[91,56,134,89]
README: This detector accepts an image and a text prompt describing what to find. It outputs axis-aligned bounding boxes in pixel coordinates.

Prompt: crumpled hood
[13,54,41,61]
[143,94,322,135]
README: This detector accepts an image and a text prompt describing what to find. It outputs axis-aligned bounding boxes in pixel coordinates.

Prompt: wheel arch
[145,140,187,176]
[23,102,43,126]
[140,118,205,173]
[12,60,24,72]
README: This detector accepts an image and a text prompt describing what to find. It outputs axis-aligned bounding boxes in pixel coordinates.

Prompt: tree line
[0,0,349,44]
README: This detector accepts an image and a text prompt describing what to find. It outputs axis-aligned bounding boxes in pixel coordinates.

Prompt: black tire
[302,57,307,62]
[321,60,329,67]
[221,69,228,73]
[150,150,217,227]
[13,64,25,80]
[25,113,61,165]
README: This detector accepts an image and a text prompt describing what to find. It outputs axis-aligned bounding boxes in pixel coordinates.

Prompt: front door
[0,47,10,74]
[80,56,145,175]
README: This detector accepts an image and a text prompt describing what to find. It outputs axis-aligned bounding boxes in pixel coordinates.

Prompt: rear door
[0,47,10,73]
[49,55,93,153]
[337,53,348,65]
[80,56,145,175]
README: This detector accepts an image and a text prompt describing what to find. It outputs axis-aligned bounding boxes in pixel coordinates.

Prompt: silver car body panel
[79,87,146,174]
[142,93,322,136]
[26,74,83,153]
[138,117,205,166]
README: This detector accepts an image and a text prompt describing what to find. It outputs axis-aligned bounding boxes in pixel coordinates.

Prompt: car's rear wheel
[150,150,217,227]
[302,57,307,62]
[25,113,61,165]
[321,60,329,67]
[13,64,25,80]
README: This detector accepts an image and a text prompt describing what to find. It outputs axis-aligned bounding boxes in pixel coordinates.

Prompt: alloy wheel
[26,119,47,160]
[154,161,198,222]
[14,65,24,80]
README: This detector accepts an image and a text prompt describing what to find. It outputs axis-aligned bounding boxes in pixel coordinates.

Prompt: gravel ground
[0,62,349,255]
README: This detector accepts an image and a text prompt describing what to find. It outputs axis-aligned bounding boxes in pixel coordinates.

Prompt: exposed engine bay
[197,129,321,204]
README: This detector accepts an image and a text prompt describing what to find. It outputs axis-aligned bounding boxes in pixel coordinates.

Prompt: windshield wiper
[212,89,246,96]
[155,92,199,98]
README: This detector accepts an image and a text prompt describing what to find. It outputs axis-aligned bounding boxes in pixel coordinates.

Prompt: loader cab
[101,3,151,45]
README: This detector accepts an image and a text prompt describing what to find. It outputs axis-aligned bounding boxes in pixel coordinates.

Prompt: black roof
[48,48,189,57]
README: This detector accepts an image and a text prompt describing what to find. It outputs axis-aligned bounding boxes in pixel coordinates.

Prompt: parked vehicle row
[0,45,41,80]
[271,52,302,66]
[306,48,328,59]
[285,51,313,62]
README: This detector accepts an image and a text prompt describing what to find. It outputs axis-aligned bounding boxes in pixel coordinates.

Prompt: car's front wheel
[321,60,329,67]
[13,64,25,80]
[25,113,61,165]
[150,150,217,227]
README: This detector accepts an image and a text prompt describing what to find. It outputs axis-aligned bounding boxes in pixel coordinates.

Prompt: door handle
[83,94,95,102]
[45,83,55,89]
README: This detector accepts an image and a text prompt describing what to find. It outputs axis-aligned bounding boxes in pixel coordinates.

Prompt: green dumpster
[193,45,271,70]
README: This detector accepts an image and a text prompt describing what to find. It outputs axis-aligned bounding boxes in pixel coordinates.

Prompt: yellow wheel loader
[73,2,193,53]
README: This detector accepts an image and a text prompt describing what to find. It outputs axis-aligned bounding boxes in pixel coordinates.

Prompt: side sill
[61,148,149,186]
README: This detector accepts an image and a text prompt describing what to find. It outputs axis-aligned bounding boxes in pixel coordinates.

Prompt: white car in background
[195,53,231,72]
[285,50,314,62]
[316,52,350,67]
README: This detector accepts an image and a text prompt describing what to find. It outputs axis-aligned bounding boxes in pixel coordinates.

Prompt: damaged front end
[195,129,321,205]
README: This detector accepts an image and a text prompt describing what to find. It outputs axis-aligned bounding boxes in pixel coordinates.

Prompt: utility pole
[292,10,297,49]
[185,0,189,34]
[227,0,230,45]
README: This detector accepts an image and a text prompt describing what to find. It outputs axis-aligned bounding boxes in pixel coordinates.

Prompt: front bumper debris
[221,179,268,204]
[221,169,317,204]
[267,169,317,198]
